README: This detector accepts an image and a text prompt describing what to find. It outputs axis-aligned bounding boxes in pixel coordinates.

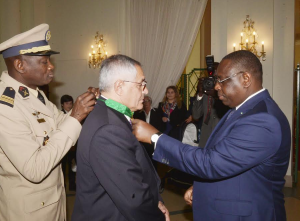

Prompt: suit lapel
[205,110,230,147]
[205,90,270,148]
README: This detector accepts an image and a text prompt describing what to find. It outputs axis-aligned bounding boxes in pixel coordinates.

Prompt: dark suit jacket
[133,108,163,157]
[133,108,164,132]
[72,100,164,221]
[153,90,291,221]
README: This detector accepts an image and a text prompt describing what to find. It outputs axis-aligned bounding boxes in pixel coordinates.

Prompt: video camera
[202,55,215,92]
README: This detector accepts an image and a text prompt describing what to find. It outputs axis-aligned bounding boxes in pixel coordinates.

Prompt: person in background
[60,94,77,191]
[133,95,163,169]
[72,54,169,221]
[158,86,188,140]
[187,80,204,143]
[61,94,73,114]
[132,50,291,221]
[192,63,229,147]
[0,24,96,221]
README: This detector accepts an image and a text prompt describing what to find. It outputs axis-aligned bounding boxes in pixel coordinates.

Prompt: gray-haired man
[72,54,169,221]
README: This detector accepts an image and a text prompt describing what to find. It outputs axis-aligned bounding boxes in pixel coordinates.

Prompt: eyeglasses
[123,80,147,91]
[214,71,244,84]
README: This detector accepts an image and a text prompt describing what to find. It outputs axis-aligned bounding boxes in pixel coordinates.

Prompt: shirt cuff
[153,134,163,150]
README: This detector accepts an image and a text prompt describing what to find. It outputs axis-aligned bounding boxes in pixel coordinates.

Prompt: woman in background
[158,86,188,140]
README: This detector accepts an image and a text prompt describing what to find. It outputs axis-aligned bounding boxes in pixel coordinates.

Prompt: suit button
[41,202,45,206]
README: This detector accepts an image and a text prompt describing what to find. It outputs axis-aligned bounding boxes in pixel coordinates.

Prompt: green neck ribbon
[98,98,133,118]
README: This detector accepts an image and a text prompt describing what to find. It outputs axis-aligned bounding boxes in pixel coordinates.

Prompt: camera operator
[192,62,229,147]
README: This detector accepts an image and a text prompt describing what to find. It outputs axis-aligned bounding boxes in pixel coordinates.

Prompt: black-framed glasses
[214,71,244,84]
[123,80,147,91]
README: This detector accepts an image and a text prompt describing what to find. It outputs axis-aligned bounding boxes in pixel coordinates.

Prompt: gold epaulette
[0,87,15,108]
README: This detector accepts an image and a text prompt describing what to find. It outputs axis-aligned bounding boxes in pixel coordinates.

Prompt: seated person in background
[192,63,229,148]
[158,86,188,140]
[134,95,163,169]
[60,94,77,191]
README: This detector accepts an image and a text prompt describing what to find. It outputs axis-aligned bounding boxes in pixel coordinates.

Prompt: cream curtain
[124,0,208,108]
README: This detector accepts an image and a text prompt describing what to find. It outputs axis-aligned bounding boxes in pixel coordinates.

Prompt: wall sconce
[233,15,266,61]
[88,32,108,68]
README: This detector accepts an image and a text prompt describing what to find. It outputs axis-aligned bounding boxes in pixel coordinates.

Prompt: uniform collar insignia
[18,86,29,98]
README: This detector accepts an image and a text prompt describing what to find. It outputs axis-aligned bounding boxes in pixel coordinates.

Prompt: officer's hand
[184,186,193,206]
[87,87,100,99]
[132,119,158,144]
[70,91,96,122]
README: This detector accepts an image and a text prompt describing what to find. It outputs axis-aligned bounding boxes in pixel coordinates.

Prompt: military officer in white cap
[0,24,96,221]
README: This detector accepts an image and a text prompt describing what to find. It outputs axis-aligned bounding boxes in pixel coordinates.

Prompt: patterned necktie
[37,91,45,105]
[226,108,236,121]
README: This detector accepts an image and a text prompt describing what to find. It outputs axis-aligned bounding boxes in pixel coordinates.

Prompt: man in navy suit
[132,50,291,221]
[72,55,169,221]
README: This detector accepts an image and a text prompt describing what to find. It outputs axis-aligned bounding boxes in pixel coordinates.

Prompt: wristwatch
[151,132,162,146]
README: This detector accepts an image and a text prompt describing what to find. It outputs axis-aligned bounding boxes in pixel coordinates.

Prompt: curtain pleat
[125,0,208,107]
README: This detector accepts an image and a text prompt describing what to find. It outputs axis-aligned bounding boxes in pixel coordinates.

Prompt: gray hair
[99,54,141,92]
[144,95,152,104]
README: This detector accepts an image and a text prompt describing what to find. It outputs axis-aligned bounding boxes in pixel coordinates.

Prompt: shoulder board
[0,87,15,108]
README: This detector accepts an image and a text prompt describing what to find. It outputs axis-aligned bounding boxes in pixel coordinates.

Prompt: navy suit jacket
[72,100,164,221]
[153,90,291,221]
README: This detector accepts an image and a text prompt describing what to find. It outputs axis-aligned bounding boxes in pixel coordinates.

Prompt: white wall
[212,0,295,185]
[44,0,123,106]
[0,0,124,107]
